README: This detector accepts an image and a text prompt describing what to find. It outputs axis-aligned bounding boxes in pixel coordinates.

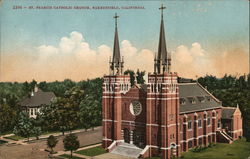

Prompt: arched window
[207,115,211,126]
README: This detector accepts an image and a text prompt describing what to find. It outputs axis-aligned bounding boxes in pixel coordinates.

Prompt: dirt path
[0,127,102,159]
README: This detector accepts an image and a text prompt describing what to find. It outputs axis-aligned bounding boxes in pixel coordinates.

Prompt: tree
[136,69,146,84]
[0,103,17,134]
[79,95,101,131]
[63,134,80,158]
[33,127,42,140]
[30,116,43,140]
[13,112,34,141]
[124,69,135,86]
[47,135,58,154]
[124,69,146,85]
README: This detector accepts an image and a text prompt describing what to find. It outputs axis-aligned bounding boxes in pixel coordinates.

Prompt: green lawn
[3,135,24,141]
[75,146,107,157]
[145,138,250,159]
[181,138,250,159]
[0,140,8,145]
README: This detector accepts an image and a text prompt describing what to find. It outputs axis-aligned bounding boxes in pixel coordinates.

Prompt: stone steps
[111,143,143,158]
[217,130,233,144]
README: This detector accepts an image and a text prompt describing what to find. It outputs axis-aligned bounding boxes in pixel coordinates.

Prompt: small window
[206,96,211,101]
[179,119,183,131]
[197,96,205,103]
[188,121,192,130]
[180,98,186,105]
[188,97,196,104]
[169,114,174,121]
[217,119,221,128]
[198,138,202,145]
[207,117,211,126]
[208,136,212,143]
[198,119,202,127]
[188,141,193,148]
[170,134,175,139]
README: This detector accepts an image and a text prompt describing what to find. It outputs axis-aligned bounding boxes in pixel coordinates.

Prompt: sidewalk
[0,126,101,145]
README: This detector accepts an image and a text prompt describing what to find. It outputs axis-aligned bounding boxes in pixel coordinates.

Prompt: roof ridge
[222,106,236,109]
[178,83,196,85]
[196,82,221,103]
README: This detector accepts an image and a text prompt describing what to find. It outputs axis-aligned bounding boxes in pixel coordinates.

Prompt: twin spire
[110,13,124,75]
[155,4,171,74]
[109,5,171,76]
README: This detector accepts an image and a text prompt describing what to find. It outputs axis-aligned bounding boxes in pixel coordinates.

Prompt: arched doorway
[133,130,145,148]
[124,128,130,143]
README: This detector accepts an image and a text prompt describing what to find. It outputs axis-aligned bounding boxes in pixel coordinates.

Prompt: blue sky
[0,0,249,81]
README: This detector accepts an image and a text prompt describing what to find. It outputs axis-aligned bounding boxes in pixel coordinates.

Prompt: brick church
[102,5,243,159]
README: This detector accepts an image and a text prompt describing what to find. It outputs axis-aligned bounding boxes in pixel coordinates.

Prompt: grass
[181,138,250,159]
[145,138,250,159]
[41,130,60,135]
[75,146,107,157]
[0,140,8,145]
[3,135,24,141]
[59,154,85,159]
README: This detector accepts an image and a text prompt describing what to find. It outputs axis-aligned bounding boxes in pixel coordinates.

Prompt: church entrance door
[124,128,130,143]
[133,130,145,148]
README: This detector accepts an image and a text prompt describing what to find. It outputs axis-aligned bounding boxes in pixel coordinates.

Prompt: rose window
[129,101,142,116]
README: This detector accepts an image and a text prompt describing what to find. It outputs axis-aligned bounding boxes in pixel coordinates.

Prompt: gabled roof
[179,83,221,114]
[221,107,236,119]
[19,90,55,107]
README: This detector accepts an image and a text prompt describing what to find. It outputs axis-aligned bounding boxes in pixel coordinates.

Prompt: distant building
[101,5,243,159]
[19,86,55,118]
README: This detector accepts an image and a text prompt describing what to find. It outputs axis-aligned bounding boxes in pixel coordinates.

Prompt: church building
[102,5,243,159]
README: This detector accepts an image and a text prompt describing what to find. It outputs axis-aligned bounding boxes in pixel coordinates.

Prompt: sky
[0,0,249,82]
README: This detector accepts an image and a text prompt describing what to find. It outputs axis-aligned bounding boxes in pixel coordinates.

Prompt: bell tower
[102,13,131,148]
[146,5,180,158]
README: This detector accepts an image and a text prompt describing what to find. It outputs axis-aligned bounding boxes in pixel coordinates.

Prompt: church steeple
[110,13,124,75]
[155,4,171,74]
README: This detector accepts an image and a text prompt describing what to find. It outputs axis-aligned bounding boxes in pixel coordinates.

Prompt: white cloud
[121,40,137,58]
[37,45,58,55]
[190,42,204,57]
[2,32,248,82]
[174,45,193,64]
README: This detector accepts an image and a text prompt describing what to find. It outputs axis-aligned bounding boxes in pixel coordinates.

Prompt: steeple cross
[113,13,119,27]
[159,4,166,18]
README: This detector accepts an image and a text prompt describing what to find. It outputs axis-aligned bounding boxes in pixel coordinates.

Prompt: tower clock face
[129,101,142,116]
